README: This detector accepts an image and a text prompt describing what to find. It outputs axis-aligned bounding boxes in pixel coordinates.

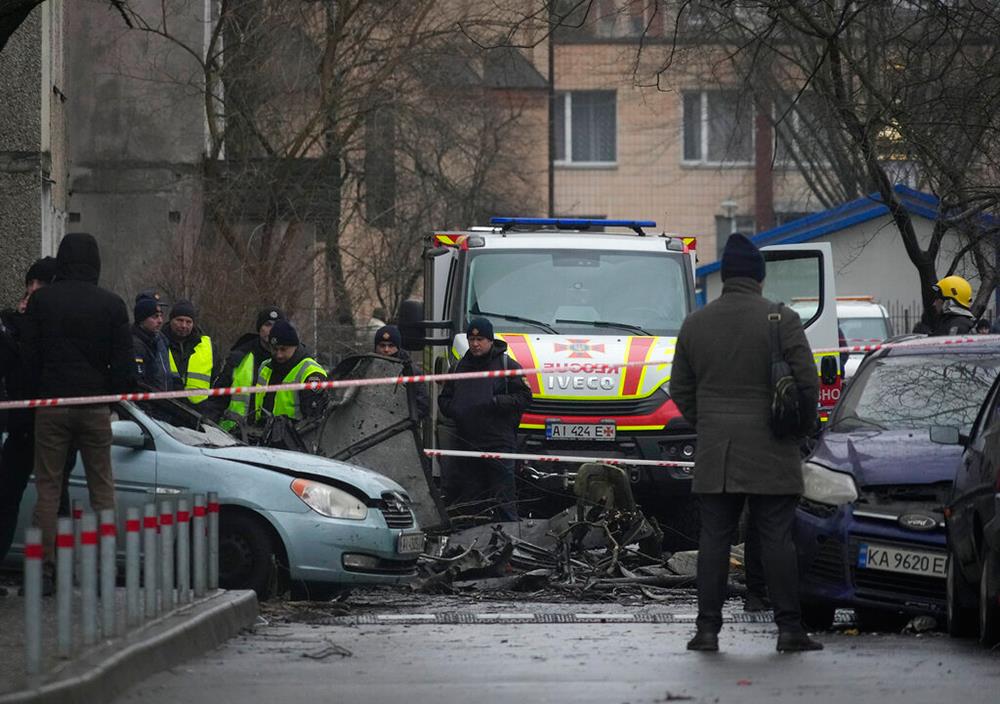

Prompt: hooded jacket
[438,339,532,451]
[931,302,977,336]
[21,233,134,399]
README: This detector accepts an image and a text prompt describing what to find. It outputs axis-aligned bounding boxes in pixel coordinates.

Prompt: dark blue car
[795,337,1000,629]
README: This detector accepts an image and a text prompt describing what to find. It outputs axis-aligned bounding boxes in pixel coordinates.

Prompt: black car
[945,360,1000,647]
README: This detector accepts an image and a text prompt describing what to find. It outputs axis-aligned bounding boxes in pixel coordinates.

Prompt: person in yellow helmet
[930,275,976,336]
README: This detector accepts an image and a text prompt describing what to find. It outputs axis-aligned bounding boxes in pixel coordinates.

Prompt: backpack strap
[768,302,785,364]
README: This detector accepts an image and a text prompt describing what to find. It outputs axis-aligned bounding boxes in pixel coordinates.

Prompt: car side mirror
[929,425,967,446]
[112,420,147,449]
[820,356,838,385]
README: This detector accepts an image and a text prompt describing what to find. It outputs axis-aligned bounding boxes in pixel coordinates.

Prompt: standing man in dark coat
[131,292,172,391]
[374,324,429,419]
[670,233,822,653]
[438,318,531,521]
[22,233,134,590]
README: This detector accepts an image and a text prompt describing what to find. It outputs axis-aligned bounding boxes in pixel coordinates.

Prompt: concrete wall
[0,2,67,308]
[65,0,208,300]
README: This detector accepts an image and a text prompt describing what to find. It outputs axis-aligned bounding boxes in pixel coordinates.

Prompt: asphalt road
[115,593,1000,704]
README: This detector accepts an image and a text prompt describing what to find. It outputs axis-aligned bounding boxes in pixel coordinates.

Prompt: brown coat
[669,277,819,495]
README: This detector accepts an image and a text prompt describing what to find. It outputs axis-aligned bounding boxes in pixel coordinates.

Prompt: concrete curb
[0,590,258,704]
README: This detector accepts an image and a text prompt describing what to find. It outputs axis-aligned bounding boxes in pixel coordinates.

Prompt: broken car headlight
[801,461,858,506]
[290,479,368,520]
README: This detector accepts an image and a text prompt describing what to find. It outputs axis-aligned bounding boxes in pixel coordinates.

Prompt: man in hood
[21,233,134,591]
[437,317,531,521]
[216,306,285,432]
[164,299,215,407]
[132,291,172,391]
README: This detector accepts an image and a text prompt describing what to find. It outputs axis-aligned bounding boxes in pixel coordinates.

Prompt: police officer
[437,317,531,521]
[164,299,214,406]
[216,306,285,432]
[374,324,428,418]
[930,275,977,336]
[131,292,172,391]
[253,320,328,423]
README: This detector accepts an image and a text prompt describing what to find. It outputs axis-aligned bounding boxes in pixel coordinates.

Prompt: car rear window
[839,316,890,342]
[831,353,1000,433]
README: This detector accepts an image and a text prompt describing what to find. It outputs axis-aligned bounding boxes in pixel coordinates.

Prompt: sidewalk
[0,583,257,704]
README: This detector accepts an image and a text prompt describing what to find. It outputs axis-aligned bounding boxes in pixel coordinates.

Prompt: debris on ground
[302,641,353,660]
[415,463,747,601]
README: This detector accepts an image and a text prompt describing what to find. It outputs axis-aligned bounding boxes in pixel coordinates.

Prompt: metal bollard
[142,503,158,618]
[160,501,175,611]
[207,492,219,590]
[23,527,42,676]
[57,517,74,658]
[72,499,83,584]
[81,514,98,646]
[99,509,117,637]
[193,494,207,598]
[125,508,141,627]
[176,499,191,605]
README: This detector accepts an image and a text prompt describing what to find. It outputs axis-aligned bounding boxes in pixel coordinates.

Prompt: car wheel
[219,511,280,600]
[854,607,907,633]
[978,551,1000,647]
[800,601,836,631]
[947,552,977,638]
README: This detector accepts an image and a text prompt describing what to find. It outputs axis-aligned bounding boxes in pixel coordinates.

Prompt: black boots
[776,630,824,652]
[686,630,719,651]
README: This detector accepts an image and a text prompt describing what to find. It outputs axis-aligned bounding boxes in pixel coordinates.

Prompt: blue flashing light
[490,217,656,235]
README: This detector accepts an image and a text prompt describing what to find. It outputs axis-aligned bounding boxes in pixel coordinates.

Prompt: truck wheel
[947,552,977,638]
[219,511,281,600]
[978,551,1000,647]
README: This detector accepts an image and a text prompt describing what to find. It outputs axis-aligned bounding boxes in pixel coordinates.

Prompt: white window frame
[681,90,755,168]
[554,91,618,169]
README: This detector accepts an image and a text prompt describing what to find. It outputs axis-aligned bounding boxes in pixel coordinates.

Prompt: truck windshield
[466,250,689,336]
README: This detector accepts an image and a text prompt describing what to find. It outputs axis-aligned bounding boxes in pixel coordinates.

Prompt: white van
[837,296,893,378]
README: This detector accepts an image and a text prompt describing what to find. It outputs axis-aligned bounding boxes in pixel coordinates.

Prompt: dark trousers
[0,425,75,563]
[696,493,802,633]
[442,457,518,522]
[744,512,767,597]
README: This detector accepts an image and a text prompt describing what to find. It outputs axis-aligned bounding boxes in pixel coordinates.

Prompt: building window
[682,91,754,165]
[555,91,617,165]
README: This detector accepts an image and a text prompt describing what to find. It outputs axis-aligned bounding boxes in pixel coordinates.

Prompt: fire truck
[400,217,840,536]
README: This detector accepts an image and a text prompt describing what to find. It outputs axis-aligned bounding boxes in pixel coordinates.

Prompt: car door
[761,243,841,418]
[953,378,1000,571]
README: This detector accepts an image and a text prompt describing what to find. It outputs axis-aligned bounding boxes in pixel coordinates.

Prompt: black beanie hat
[25,256,58,285]
[373,324,402,350]
[466,317,494,341]
[268,319,299,347]
[169,299,197,320]
[134,295,160,323]
[256,306,286,331]
[720,233,765,282]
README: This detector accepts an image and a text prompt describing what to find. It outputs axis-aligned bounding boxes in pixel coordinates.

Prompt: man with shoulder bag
[670,233,822,653]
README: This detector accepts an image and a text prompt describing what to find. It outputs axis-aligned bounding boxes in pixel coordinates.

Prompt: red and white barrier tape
[0,334,991,412]
[0,358,672,411]
[424,448,694,469]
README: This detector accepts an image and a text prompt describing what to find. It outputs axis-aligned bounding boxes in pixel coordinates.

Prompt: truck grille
[527,394,664,416]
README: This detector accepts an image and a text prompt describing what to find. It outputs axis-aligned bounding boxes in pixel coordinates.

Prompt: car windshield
[831,353,1000,434]
[840,316,890,343]
[465,249,689,336]
[134,400,242,448]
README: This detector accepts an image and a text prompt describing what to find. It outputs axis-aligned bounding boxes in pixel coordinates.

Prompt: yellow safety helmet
[934,275,973,309]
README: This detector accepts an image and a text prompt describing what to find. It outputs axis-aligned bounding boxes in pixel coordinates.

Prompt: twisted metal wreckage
[237,354,750,599]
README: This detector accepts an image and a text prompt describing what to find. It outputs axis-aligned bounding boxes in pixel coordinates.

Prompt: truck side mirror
[820,355,838,385]
[398,299,426,351]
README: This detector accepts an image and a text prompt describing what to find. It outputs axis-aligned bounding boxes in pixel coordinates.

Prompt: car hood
[201,446,406,500]
[811,429,962,487]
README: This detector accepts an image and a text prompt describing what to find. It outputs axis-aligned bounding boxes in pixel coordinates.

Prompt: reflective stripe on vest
[254,357,328,421]
[221,351,256,428]
[169,335,213,404]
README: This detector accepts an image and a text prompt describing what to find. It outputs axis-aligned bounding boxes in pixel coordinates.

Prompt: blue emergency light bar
[490,217,656,236]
